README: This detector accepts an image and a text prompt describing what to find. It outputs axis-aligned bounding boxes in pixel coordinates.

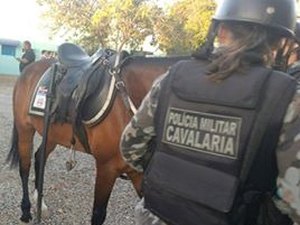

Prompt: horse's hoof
[33,189,49,218]
[65,160,77,171]
[41,204,49,219]
[20,214,32,223]
[119,173,130,180]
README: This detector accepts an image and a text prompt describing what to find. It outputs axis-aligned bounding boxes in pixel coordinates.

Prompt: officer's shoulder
[272,69,296,81]
[170,58,207,71]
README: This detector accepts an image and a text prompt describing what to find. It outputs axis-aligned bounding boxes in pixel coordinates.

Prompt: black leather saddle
[30,45,130,152]
[58,43,91,67]
[58,43,106,68]
[52,43,107,122]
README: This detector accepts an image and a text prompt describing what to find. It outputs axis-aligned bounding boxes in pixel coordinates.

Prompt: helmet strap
[192,20,219,60]
[273,39,290,72]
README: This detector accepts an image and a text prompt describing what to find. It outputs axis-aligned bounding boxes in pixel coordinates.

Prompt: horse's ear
[121,50,130,58]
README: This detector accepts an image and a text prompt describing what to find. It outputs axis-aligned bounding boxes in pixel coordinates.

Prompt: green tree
[36,0,101,53]
[92,0,162,51]
[37,0,161,53]
[154,0,216,55]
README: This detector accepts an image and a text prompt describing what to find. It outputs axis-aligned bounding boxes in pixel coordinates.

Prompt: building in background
[0,38,57,76]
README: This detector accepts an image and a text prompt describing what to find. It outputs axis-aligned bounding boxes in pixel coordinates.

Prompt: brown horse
[7,55,186,224]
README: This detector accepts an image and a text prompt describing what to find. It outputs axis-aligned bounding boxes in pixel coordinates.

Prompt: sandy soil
[0,75,139,225]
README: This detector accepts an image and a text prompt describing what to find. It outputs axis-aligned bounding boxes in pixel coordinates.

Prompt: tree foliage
[154,0,216,55]
[92,0,162,51]
[37,0,161,53]
[37,0,216,55]
[36,0,101,53]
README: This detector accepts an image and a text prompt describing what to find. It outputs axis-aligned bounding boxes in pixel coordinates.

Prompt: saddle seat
[58,43,92,68]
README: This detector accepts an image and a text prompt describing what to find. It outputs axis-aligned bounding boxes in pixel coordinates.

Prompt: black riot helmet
[213,0,297,37]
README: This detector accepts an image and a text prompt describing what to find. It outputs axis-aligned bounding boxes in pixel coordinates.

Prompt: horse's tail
[6,123,20,168]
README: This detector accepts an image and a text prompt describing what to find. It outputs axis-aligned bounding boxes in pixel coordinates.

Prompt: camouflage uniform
[121,73,167,173]
[275,82,300,225]
[288,61,300,81]
[120,73,168,225]
[120,71,300,224]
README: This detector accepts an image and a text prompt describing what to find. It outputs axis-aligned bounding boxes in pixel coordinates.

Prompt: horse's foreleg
[125,166,143,198]
[91,161,118,225]
[18,127,35,223]
[33,142,57,217]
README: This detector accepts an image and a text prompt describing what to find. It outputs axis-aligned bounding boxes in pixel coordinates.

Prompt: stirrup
[65,145,77,171]
[119,173,130,180]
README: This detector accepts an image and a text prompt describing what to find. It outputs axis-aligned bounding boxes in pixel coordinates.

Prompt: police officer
[120,0,298,224]
[276,20,300,224]
[287,21,300,79]
[16,40,36,73]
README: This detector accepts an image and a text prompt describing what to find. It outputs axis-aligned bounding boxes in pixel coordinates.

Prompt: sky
[0,0,55,42]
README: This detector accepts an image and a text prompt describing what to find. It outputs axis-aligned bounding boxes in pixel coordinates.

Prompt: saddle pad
[28,66,117,127]
[29,68,51,116]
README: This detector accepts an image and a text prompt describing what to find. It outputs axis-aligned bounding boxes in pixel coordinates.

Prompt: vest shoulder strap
[240,70,296,185]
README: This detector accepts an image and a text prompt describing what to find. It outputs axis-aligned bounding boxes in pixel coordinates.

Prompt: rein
[109,52,136,181]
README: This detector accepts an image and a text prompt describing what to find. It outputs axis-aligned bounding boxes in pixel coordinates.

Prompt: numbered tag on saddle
[33,86,48,109]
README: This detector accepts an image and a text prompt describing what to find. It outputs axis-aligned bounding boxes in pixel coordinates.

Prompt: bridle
[108,51,137,115]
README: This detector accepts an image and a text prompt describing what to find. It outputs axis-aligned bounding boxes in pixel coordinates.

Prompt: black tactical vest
[142,59,296,225]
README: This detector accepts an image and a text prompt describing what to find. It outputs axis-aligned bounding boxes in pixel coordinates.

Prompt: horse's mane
[23,54,189,78]
[122,55,191,68]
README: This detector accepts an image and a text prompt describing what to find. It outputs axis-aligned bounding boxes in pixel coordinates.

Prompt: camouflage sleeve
[120,73,168,173]
[275,84,300,224]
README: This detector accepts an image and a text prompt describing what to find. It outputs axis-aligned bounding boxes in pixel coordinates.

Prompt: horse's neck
[122,62,170,107]
[121,56,190,107]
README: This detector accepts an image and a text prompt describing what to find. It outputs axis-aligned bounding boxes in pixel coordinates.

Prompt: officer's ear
[217,23,233,46]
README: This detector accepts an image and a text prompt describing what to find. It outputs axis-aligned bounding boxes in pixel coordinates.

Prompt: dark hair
[24,40,32,48]
[207,22,282,81]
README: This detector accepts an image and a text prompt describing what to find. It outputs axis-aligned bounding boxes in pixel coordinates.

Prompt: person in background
[16,40,36,73]
[275,20,300,223]
[120,0,298,224]
[40,50,49,59]
[287,21,300,79]
[49,51,58,59]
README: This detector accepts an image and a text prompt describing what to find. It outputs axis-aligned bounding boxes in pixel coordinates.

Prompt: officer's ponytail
[206,22,282,81]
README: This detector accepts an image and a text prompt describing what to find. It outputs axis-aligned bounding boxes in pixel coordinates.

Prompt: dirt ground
[0,75,139,225]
